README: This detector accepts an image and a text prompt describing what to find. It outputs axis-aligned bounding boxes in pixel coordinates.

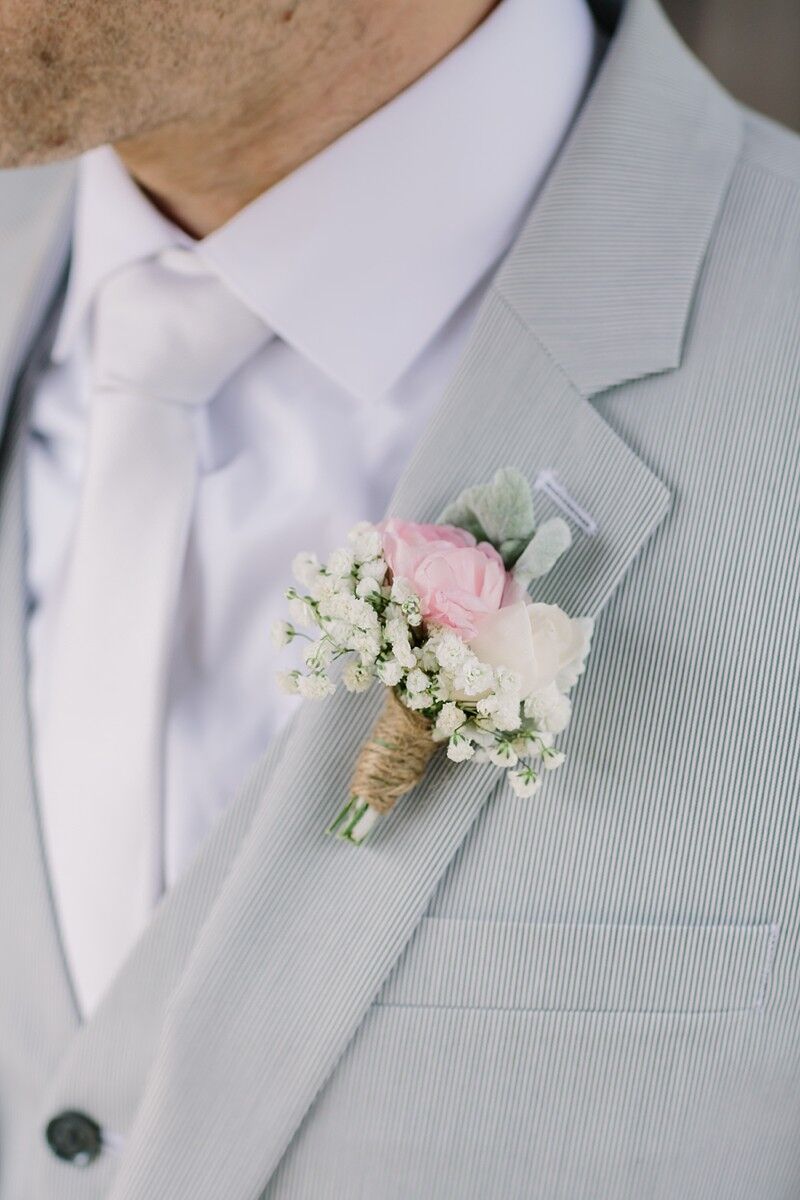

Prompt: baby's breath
[275,520,577,802]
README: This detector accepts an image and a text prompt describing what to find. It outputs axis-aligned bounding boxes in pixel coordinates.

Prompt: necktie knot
[91,247,269,407]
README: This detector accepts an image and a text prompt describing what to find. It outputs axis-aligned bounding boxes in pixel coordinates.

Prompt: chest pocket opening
[376,917,781,1015]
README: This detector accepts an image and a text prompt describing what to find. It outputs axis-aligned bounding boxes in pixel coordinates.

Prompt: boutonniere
[274,468,593,844]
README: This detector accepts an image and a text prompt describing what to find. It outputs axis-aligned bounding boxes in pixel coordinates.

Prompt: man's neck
[114,0,498,239]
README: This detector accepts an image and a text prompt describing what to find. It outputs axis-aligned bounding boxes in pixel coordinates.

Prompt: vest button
[45,1110,103,1166]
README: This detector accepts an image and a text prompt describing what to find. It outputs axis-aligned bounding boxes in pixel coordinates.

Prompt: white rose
[468,600,593,698]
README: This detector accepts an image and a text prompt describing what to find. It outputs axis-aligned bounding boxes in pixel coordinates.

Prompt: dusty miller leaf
[513,518,572,585]
[435,503,487,542]
[439,468,535,557]
[498,536,531,568]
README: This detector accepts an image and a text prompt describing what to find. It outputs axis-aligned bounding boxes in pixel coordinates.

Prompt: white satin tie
[37,248,269,1017]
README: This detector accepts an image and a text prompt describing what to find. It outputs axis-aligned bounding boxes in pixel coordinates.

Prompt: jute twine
[351,688,437,815]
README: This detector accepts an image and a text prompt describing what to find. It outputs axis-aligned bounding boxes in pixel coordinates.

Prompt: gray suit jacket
[3,0,800,1196]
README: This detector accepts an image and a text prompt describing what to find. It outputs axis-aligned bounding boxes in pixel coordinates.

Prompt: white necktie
[38,248,269,1017]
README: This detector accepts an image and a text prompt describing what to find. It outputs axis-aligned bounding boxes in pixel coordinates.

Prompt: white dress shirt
[25,0,598,1010]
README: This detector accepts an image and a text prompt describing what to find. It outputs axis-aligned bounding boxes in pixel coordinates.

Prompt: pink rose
[381,518,516,638]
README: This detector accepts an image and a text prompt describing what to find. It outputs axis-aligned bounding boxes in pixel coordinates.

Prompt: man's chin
[0,89,132,170]
[0,110,85,169]
[0,138,79,169]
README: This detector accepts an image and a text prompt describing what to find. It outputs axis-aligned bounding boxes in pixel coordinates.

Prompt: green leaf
[435,503,488,542]
[513,518,572,585]
[498,536,530,568]
[439,468,535,555]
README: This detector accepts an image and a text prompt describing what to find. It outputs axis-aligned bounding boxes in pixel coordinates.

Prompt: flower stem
[327,795,381,844]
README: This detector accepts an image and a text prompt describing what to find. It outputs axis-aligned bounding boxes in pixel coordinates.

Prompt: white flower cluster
[273,522,577,799]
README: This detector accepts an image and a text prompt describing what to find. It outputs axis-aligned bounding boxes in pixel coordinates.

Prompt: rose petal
[468,601,541,694]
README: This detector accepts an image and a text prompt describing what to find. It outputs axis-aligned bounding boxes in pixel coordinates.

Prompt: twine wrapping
[351,688,437,815]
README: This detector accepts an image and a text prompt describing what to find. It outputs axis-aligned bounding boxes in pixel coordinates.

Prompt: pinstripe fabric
[2,0,800,1196]
[0,171,77,1200]
[374,918,780,1013]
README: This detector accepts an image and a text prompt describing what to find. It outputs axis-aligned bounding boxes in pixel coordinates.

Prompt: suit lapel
[105,285,674,1200]
[495,0,742,399]
[30,2,743,1196]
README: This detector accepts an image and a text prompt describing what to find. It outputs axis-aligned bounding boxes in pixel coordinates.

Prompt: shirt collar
[51,149,191,362]
[54,0,598,398]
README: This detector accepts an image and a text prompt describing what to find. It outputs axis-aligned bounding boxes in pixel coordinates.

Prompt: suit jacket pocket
[376,917,780,1015]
